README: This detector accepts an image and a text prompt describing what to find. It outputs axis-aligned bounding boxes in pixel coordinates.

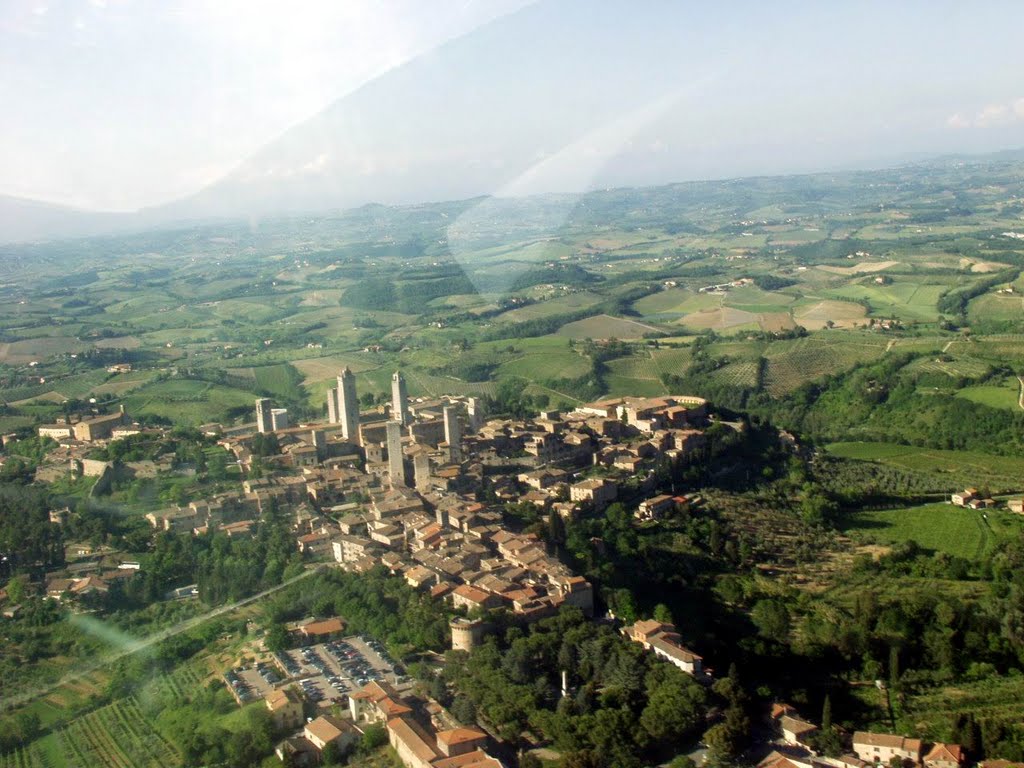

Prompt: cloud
[948,97,1024,128]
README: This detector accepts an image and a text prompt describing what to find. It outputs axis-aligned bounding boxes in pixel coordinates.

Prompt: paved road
[1,565,320,712]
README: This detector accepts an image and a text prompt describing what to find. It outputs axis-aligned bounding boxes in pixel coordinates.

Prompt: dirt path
[1018,376,1024,411]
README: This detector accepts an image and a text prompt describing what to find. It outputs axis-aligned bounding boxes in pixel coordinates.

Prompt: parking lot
[272,635,405,708]
[225,635,405,708]
[224,659,283,704]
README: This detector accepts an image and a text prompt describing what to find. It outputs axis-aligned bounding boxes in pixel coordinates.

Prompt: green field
[827,441,1024,479]
[249,363,305,401]
[557,313,665,339]
[823,281,948,322]
[121,379,255,426]
[956,380,1021,410]
[968,292,1024,324]
[494,291,602,322]
[826,441,1024,492]
[843,502,1023,560]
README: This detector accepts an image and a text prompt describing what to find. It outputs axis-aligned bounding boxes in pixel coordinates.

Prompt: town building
[265,688,304,731]
[73,407,127,441]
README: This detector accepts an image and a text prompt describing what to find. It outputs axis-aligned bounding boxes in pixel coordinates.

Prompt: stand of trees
[442,608,709,768]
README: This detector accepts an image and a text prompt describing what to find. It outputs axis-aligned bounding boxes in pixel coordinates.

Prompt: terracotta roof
[387,716,439,763]
[301,617,345,636]
[305,715,353,744]
[780,716,818,736]
[771,703,797,719]
[432,749,503,768]
[453,584,493,604]
[759,752,809,768]
[378,697,413,718]
[630,619,671,637]
[436,727,488,747]
[265,688,301,710]
[925,744,964,764]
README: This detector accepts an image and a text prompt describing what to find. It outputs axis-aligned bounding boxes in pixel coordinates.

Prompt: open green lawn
[843,501,1024,560]
[956,380,1021,410]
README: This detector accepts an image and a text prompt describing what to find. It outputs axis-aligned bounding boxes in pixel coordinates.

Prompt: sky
[0,0,533,210]
[2,0,1024,213]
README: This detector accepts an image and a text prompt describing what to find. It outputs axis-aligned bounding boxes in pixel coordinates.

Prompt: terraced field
[946,335,1024,364]
[0,734,62,768]
[649,346,693,377]
[762,336,887,396]
[605,354,662,382]
[496,349,591,382]
[826,441,1024,491]
[898,676,1024,741]
[907,355,994,380]
[968,292,1024,323]
[709,360,761,389]
[52,698,182,768]
[604,373,669,398]
[403,370,498,398]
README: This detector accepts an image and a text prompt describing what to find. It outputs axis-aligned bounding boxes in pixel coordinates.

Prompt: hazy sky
[3,0,1024,212]
[0,0,532,210]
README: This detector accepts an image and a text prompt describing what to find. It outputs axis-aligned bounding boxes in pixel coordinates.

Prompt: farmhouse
[779,715,818,746]
[853,732,924,767]
[623,618,706,677]
[951,489,977,507]
[636,494,676,520]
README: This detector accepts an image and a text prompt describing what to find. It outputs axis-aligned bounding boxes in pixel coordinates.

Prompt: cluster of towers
[326,367,361,444]
[255,398,289,434]
[255,367,478,490]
